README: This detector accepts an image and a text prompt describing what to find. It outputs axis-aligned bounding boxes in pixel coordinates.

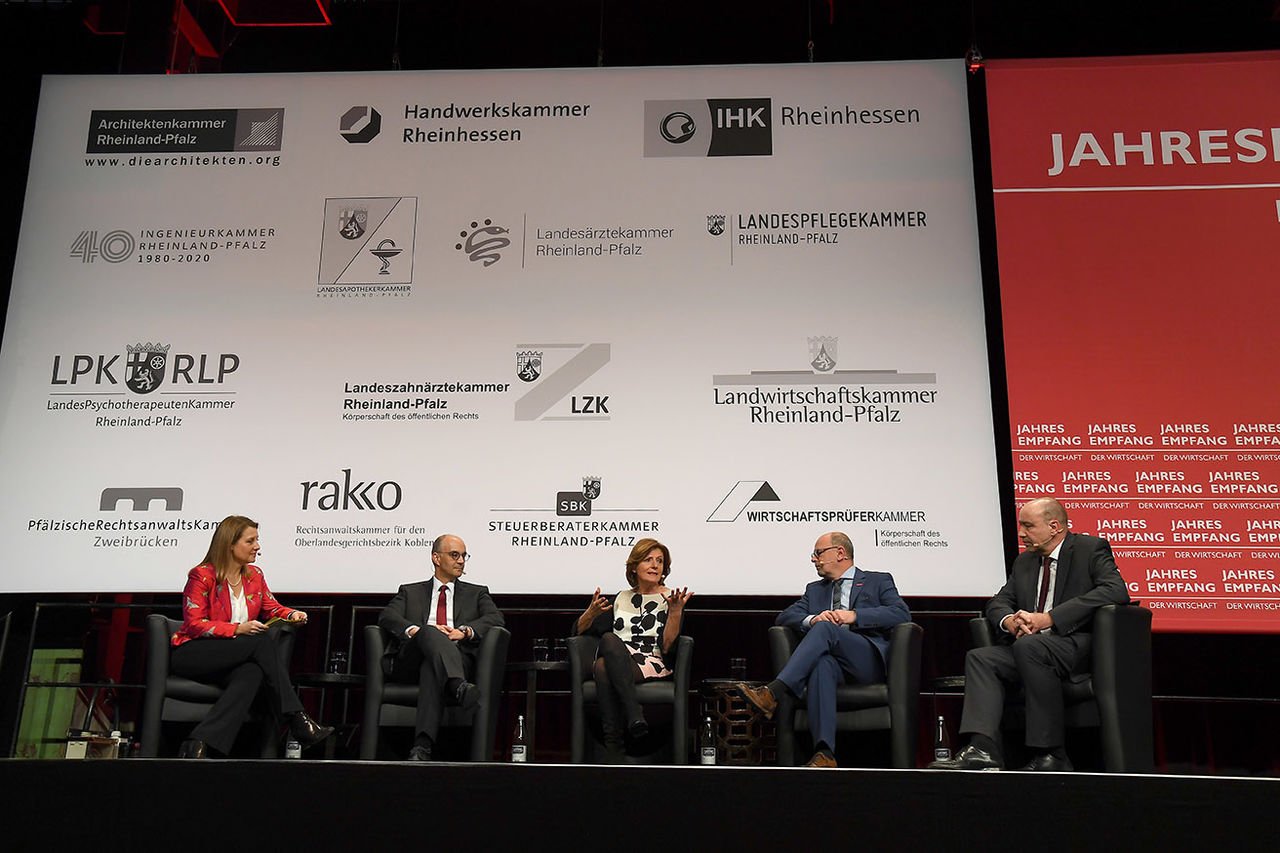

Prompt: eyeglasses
[812,546,840,559]
[439,551,469,562]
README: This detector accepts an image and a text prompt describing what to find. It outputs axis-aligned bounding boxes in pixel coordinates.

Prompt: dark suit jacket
[377,579,505,675]
[775,568,910,665]
[985,531,1130,638]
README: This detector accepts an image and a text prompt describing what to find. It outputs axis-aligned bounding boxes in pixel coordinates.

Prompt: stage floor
[3,759,1274,849]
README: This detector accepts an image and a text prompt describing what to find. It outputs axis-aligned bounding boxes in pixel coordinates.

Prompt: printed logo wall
[986,51,1280,632]
[0,62,1004,595]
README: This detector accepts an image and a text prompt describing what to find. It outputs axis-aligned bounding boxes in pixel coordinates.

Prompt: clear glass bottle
[933,715,952,762]
[700,716,716,765]
[511,714,527,762]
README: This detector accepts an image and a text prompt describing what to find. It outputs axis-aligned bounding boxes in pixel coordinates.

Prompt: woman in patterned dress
[168,515,332,758]
[573,538,693,759]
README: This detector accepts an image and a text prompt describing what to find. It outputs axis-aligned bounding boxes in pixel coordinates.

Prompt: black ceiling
[1,0,1278,313]
[4,1,1280,77]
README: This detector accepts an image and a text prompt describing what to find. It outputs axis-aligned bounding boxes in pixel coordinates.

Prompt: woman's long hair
[198,515,258,585]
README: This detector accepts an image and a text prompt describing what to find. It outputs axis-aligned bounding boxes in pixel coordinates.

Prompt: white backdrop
[1,61,1005,595]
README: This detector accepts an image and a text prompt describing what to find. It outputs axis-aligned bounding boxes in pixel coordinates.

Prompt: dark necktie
[436,584,448,627]
[831,578,844,611]
[1036,556,1052,612]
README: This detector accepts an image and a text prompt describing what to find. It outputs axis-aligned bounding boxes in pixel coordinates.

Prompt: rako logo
[301,469,403,511]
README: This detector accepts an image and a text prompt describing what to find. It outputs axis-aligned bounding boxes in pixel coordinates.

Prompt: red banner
[987,52,1280,632]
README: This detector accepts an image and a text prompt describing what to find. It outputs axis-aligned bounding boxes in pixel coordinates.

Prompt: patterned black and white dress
[611,590,672,680]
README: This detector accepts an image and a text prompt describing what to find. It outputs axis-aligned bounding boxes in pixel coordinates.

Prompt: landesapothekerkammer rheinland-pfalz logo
[317,197,417,297]
[643,98,772,157]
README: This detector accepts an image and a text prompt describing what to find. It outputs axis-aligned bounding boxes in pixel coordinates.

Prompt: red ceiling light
[216,0,332,27]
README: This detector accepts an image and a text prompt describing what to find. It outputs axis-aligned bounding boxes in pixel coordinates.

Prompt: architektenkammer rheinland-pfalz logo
[643,98,772,157]
[317,197,418,297]
[84,108,285,169]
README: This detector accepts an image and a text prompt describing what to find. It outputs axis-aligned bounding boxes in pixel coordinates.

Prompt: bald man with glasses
[736,532,910,767]
[378,534,505,760]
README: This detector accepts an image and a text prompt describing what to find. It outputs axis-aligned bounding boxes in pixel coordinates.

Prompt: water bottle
[933,715,952,762]
[511,714,527,762]
[285,737,302,759]
[700,716,716,765]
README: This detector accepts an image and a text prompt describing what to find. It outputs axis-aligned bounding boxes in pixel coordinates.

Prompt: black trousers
[388,628,472,741]
[959,631,1091,750]
[170,625,302,754]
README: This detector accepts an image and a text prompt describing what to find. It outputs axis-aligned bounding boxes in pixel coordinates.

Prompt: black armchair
[568,634,694,764]
[140,614,287,758]
[359,624,510,761]
[969,603,1153,772]
[768,622,923,768]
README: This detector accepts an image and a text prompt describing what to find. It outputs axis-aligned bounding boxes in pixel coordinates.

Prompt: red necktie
[1036,556,1052,612]
[436,584,448,627]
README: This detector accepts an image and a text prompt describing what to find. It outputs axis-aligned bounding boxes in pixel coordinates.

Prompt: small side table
[698,678,775,765]
[293,672,366,759]
[505,660,570,762]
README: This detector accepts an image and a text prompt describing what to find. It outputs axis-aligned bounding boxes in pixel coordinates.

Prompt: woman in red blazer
[169,514,332,758]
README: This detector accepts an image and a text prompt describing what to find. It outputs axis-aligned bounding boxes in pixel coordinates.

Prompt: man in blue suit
[737,531,910,767]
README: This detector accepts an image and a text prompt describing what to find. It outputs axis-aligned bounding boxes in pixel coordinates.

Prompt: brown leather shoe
[735,682,776,719]
[805,752,837,768]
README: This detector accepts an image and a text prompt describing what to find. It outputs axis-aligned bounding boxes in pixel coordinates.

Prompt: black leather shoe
[928,744,1002,771]
[448,679,480,711]
[177,739,209,759]
[288,712,334,748]
[1018,753,1073,772]
[407,745,432,761]
[627,718,649,740]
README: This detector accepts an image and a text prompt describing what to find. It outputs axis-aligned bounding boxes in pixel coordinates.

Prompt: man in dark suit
[930,497,1130,772]
[736,531,910,767]
[378,533,505,760]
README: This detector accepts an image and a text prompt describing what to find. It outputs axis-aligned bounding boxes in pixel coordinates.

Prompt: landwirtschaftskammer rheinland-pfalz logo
[643,98,772,157]
[317,197,417,298]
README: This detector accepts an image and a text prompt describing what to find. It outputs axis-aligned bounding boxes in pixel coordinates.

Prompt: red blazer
[171,563,296,647]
